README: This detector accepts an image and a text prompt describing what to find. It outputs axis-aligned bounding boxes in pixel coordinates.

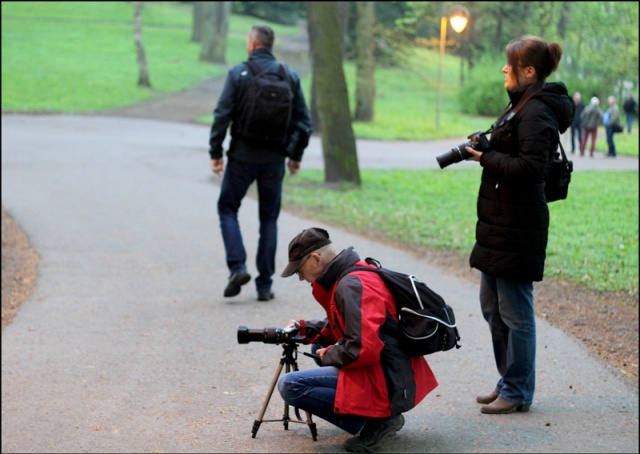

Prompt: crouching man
[277,227,438,452]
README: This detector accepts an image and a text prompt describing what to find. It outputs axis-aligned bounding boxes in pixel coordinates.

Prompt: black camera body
[286,122,311,157]
[237,325,301,345]
[436,130,491,169]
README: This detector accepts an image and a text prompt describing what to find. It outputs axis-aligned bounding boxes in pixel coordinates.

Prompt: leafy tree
[561,2,638,100]
[307,2,360,185]
[384,2,638,115]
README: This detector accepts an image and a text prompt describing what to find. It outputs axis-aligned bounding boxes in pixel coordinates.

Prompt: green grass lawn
[1,2,298,112]
[283,169,638,295]
[2,2,638,296]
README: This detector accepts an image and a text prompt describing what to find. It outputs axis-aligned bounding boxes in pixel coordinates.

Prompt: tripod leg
[306,412,318,441]
[289,356,318,441]
[252,360,285,438]
[282,362,293,430]
[249,344,319,441]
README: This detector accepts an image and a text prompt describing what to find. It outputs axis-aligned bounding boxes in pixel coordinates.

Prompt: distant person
[569,92,585,154]
[207,24,312,301]
[603,95,621,157]
[623,94,637,133]
[464,36,573,414]
[580,97,604,157]
[277,227,438,451]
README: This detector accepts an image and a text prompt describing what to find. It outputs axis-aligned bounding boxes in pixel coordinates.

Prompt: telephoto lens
[237,325,299,345]
[436,130,490,169]
[436,141,473,169]
[237,326,268,344]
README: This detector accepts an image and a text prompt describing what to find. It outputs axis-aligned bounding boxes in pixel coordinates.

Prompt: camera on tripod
[236,324,318,440]
[436,130,491,169]
[237,325,301,345]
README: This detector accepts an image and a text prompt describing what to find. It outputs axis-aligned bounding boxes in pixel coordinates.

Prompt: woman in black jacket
[464,36,574,414]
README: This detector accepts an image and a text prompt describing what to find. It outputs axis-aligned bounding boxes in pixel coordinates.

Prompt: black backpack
[340,257,461,356]
[235,60,293,145]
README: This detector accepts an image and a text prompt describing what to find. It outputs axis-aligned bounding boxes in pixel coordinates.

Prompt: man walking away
[570,92,584,154]
[208,24,312,301]
[623,94,637,134]
[579,97,603,158]
[603,95,621,157]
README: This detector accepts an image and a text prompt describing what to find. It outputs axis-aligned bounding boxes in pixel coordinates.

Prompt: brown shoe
[476,390,499,404]
[480,397,530,414]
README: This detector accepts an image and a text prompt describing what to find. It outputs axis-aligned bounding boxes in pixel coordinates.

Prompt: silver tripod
[251,342,318,441]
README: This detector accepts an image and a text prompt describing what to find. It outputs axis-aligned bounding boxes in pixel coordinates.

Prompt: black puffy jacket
[469,82,574,282]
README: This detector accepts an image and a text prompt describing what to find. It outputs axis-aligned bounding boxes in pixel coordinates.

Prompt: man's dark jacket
[470,82,574,282]
[623,97,637,115]
[208,48,311,163]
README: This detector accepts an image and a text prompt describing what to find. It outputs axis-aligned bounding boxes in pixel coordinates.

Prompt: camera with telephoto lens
[436,130,491,169]
[237,325,301,345]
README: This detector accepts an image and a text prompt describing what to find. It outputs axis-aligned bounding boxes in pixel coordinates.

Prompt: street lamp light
[436,5,469,129]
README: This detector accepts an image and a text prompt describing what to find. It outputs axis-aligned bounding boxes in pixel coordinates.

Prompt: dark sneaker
[343,414,404,452]
[257,291,275,301]
[223,271,251,297]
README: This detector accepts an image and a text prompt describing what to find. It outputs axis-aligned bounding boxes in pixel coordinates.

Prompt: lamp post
[436,5,469,129]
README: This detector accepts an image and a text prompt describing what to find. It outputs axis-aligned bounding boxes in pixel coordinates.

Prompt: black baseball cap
[280,227,332,277]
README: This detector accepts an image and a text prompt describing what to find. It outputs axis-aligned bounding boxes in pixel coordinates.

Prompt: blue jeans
[570,125,582,153]
[277,366,368,435]
[626,114,635,133]
[605,126,616,156]
[479,272,536,406]
[217,158,285,292]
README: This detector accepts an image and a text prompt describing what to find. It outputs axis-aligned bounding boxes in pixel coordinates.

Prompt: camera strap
[489,82,546,133]
[511,82,546,115]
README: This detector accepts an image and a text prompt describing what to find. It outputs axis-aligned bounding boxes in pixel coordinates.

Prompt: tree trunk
[353,1,375,122]
[494,4,504,51]
[310,58,321,135]
[134,2,151,88]
[307,2,360,185]
[199,1,231,64]
[306,19,321,134]
[191,1,204,42]
[336,1,349,58]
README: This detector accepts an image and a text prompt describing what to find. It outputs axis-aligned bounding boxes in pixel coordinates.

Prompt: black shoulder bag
[545,137,573,203]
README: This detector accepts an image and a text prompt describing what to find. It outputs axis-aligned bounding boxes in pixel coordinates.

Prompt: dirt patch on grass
[1,206,39,329]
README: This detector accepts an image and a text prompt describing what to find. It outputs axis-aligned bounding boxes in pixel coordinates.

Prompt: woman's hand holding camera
[465,146,483,162]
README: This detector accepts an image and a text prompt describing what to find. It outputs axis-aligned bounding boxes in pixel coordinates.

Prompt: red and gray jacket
[299,247,438,418]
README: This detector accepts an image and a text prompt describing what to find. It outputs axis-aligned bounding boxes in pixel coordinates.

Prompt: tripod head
[279,340,303,365]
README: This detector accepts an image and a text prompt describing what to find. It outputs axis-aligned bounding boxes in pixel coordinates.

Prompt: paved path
[1,113,638,453]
